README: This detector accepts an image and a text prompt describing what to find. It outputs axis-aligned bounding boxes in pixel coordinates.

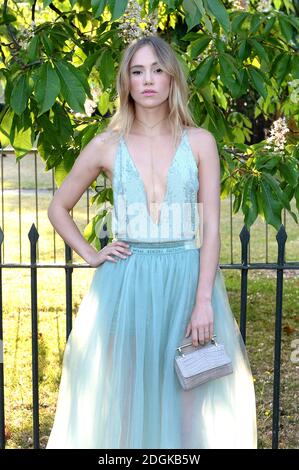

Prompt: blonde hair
[105,34,196,147]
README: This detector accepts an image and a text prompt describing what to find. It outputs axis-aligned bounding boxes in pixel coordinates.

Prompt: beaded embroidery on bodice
[111,128,200,242]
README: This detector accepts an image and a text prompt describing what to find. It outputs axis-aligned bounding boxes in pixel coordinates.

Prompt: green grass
[3,267,95,448]
[1,153,299,449]
[2,268,298,449]
[224,271,299,449]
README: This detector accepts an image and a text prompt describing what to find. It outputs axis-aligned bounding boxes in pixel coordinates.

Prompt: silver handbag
[174,335,233,391]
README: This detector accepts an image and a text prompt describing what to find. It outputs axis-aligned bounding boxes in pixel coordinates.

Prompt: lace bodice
[111,128,200,242]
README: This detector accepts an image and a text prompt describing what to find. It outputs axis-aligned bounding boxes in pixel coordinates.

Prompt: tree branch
[3,0,21,51]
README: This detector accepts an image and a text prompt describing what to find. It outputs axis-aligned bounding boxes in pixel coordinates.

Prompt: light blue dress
[46,128,257,449]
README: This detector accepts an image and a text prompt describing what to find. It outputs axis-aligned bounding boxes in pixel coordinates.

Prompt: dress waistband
[117,239,199,255]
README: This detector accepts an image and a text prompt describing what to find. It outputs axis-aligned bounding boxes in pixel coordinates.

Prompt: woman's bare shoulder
[88,129,120,176]
[185,126,217,165]
[186,126,216,141]
[92,129,120,148]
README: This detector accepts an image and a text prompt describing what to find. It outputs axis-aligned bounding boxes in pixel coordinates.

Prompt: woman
[46,35,257,449]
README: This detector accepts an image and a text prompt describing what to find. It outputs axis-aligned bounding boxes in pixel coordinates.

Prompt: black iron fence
[1,148,298,266]
[0,223,298,449]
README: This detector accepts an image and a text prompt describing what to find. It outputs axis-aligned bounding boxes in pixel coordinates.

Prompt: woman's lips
[143,91,156,95]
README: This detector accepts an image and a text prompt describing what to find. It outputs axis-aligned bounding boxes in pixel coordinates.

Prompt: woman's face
[128,45,171,108]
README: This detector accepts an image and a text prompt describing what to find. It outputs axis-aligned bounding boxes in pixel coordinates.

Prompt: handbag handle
[176,335,218,357]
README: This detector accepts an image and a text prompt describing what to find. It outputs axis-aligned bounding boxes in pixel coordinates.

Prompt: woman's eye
[132,69,163,75]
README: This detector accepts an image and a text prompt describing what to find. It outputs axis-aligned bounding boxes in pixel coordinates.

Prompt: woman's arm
[48,133,106,262]
[185,129,221,346]
[47,132,131,266]
[195,130,221,302]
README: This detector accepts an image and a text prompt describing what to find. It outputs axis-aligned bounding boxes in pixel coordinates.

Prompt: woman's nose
[144,71,153,83]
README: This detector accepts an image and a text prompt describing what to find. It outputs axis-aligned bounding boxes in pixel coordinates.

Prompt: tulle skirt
[46,239,257,449]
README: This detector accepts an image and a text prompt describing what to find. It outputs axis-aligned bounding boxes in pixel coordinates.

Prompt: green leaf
[54,160,68,187]
[200,88,227,139]
[189,92,203,123]
[80,123,103,149]
[183,0,202,32]
[27,35,40,62]
[233,191,242,213]
[149,0,160,11]
[68,62,92,99]
[234,68,249,97]
[35,63,61,116]
[250,39,269,67]
[279,160,298,188]
[98,91,110,115]
[283,14,299,31]
[91,0,107,18]
[255,154,280,170]
[0,107,14,147]
[194,56,215,88]
[260,179,282,229]
[3,72,13,104]
[203,0,230,33]
[221,175,234,198]
[263,15,275,34]
[190,36,211,59]
[242,177,258,227]
[295,185,299,213]
[83,216,98,243]
[41,32,54,55]
[272,53,291,87]
[53,60,86,113]
[263,173,291,210]
[0,14,16,26]
[99,49,115,89]
[291,55,299,79]
[219,52,239,73]
[256,187,264,218]
[214,38,226,53]
[10,73,31,115]
[238,40,250,61]
[247,66,267,99]
[52,102,73,143]
[11,110,34,159]
[250,13,264,34]
[195,0,213,33]
[108,0,128,21]
[278,16,294,42]
[219,54,239,97]
[231,12,248,32]
[165,0,177,10]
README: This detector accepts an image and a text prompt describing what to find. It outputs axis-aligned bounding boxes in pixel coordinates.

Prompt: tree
[0,0,298,248]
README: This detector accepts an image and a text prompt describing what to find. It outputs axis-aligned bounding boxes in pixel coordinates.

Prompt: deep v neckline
[122,129,186,227]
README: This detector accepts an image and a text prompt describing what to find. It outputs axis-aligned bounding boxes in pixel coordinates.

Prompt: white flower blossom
[91,84,101,102]
[229,0,250,10]
[118,0,158,44]
[84,98,97,117]
[257,0,273,12]
[18,25,36,49]
[264,117,289,152]
[288,79,299,104]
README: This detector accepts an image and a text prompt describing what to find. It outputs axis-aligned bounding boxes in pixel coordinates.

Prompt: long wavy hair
[105,34,196,147]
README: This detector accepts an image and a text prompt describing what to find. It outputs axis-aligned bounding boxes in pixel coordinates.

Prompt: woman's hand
[85,241,132,268]
[185,299,214,347]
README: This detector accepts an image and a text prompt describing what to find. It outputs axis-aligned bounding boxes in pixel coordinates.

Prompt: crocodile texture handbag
[174,335,233,391]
